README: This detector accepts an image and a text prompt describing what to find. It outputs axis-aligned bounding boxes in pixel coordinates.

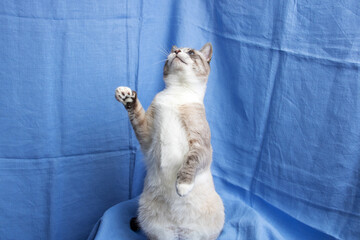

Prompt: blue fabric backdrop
[0,1,359,240]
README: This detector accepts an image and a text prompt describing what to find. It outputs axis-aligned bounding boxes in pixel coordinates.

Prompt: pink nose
[174,49,181,54]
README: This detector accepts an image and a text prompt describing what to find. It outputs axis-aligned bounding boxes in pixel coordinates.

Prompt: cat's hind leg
[138,192,178,240]
[144,228,176,240]
[139,219,177,240]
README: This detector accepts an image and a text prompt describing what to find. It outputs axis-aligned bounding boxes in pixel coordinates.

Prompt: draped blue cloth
[0,1,359,239]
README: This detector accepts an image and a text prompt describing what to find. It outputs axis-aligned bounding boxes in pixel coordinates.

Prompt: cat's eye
[188,50,195,55]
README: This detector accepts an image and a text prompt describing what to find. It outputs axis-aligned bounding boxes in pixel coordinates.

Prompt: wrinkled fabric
[0,1,359,240]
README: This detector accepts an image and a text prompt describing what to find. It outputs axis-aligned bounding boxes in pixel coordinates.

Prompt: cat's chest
[151,95,190,170]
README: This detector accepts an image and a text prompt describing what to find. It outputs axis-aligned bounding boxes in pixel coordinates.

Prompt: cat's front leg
[176,164,196,197]
[176,103,212,197]
[115,86,153,150]
[115,86,137,109]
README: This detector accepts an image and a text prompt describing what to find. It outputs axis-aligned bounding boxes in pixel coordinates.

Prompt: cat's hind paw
[115,86,136,109]
[176,181,194,197]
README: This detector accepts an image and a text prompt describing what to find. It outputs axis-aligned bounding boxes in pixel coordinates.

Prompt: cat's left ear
[171,45,178,53]
[200,43,213,63]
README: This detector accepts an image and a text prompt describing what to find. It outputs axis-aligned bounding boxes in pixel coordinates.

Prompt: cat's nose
[174,49,181,54]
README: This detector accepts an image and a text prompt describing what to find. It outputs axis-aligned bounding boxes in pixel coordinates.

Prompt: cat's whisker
[158,45,169,52]
[159,50,169,56]
[150,58,168,66]
[157,46,170,56]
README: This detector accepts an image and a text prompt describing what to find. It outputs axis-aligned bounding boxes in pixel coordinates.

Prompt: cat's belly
[148,103,189,184]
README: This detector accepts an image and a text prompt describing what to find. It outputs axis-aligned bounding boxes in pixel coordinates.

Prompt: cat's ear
[200,43,213,63]
[171,45,177,53]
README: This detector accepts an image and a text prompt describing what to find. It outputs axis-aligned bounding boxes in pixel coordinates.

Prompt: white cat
[115,43,224,240]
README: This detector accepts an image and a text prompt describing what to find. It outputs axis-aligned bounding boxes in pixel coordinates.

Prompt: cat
[115,43,224,240]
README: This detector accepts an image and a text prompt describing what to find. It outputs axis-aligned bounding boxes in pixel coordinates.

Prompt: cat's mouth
[171,56,187,65]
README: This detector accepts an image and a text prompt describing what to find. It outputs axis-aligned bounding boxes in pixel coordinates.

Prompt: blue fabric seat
[87,183,337,240]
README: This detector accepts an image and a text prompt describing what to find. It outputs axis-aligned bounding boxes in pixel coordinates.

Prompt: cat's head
[163,43,213,82]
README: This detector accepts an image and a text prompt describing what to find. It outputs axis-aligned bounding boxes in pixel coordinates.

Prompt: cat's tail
[130,217,140,232]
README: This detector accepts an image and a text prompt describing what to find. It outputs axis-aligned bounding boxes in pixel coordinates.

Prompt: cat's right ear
[200,43,213,63]
[171,45,177,53]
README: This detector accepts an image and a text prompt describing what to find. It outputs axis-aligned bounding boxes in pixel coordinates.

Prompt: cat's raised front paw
[176,181,194,197]
[115,86,136,109]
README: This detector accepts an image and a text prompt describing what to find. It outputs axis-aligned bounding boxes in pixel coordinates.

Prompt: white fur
[138,69,224,239]
[176,181,194,197]
[115,86,134,105]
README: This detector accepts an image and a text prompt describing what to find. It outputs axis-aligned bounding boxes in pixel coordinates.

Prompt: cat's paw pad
[176,181,194,197]
[115,87,136,108]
